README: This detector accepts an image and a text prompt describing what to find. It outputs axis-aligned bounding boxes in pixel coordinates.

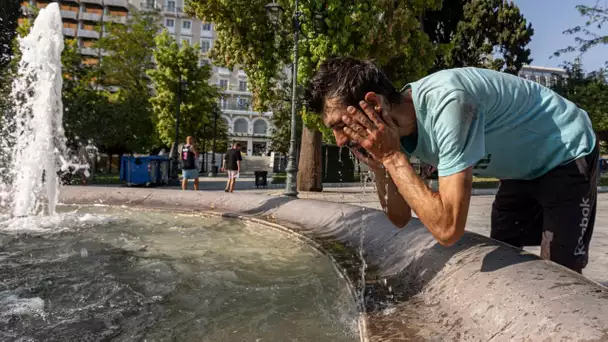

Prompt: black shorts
[491,145,599,273]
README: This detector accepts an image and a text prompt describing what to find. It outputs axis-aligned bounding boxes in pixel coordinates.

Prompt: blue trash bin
[120,155,170,186]
[147,155,170,185]
[120,156,153,186]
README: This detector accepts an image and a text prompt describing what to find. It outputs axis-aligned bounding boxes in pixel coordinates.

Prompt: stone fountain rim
[59,186,608,341]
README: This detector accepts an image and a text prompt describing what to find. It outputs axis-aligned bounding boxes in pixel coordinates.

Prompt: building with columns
[136,0,275,156]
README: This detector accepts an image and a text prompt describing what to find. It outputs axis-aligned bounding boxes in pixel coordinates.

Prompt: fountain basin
[0,205,360,341]
[60,187,608,341]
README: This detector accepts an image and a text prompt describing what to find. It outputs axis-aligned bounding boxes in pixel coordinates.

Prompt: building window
[180,36,191,46]
[200,39,211,53]
[236,97,250,110]
[182,20,192,31]
[165,18,174,28]
[201,22,212,31]
[234,118,248,133]
[238,81,247,92]
[166,0,175,12]
[219,97,227,109]
[199,58,210,67]
[218,79,228,90]
[253,120,268,135]
[142,0,156,10]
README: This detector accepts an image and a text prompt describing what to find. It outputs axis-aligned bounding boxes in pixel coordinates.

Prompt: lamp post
[209,109,219,177]
[171,74,187,182]
[265,0,299,197]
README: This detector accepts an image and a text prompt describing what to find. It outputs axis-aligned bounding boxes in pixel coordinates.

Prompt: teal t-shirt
[401,67,596,180]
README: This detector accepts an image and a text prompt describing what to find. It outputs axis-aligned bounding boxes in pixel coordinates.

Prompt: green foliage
[554,3,607,65]
[552,60,608,132]
[198,107,230,153]
[0,1,26,123]
[268,75,302,154]
[93,10,159,153]
[424,0,534,74]
[189,0,440,141]
[0,0,20,68]
[148,31,223,148]
[187,0,292,112]
[61,39,99,149]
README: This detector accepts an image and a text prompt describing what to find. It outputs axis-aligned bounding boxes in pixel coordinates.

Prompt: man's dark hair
[305,57,403,114]
[233,142,240,148]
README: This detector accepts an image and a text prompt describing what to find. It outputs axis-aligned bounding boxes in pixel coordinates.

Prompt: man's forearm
[372,168,411,227]
[382,152,462,245]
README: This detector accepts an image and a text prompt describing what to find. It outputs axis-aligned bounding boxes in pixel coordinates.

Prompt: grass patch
[472,176,499,189]
[271,172,286,184]
[68,173,122,185]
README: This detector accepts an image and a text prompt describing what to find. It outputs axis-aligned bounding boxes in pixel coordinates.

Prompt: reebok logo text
[574,197,590,256]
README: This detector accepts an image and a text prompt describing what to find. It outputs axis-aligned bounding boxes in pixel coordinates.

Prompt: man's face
[321,98,352,147]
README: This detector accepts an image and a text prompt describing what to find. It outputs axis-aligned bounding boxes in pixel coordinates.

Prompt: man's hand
[342,101,402,165]
[347,145,383,170]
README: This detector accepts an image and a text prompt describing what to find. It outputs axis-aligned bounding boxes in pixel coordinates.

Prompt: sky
[513,0,607,71]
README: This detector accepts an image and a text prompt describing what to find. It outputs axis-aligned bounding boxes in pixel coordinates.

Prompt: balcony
[217,67,230,76]
[78,28,100,39]
[60,10,78,20]
[140,2,162,11]
[163,6,187,17]
[104,15,128,24]
[221,107,256,116]
[80,12,102,21]
[221,87,252,96]
[62,27,76,37]
[80,0,103,4]
[103,0,129,8]
[80,47,99,56]
[163,5,177,15]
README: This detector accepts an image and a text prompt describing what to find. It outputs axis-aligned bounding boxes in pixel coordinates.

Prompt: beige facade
[135,0,275,156]
[518,65,567,88]
[20,0,130,65]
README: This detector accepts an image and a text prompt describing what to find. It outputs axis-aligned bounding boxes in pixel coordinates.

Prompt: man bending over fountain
[306,57,598,274]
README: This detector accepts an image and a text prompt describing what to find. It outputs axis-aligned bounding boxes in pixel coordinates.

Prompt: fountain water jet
[0,3,76,217]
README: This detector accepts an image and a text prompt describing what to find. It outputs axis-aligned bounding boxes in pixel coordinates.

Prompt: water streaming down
[0,3,80,217]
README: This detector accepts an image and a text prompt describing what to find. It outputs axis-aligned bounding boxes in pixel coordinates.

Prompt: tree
[0,0,20,69]
[189,0,440,191]
[424,0,534,74]
[148,31,222,149]
[554,2,607,65]
[0,0,23,125]
[552,60,608,135]
[269,76,302,154]
[61,39,103,151]
[93,10,160,157]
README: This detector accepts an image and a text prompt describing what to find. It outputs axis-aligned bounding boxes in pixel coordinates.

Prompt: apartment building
[137,0,274,156]
[20,0,130,65]
[518,65,567,88]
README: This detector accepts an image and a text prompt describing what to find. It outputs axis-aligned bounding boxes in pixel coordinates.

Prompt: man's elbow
[388,212,412,228]
[435,224,465,246]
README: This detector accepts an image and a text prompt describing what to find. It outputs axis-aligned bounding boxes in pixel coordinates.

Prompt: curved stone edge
[59,187,608,341]
[200,211,370,342]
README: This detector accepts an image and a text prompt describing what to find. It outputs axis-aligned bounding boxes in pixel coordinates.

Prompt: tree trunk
[107,154,112,174]
[297,127,323,192]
